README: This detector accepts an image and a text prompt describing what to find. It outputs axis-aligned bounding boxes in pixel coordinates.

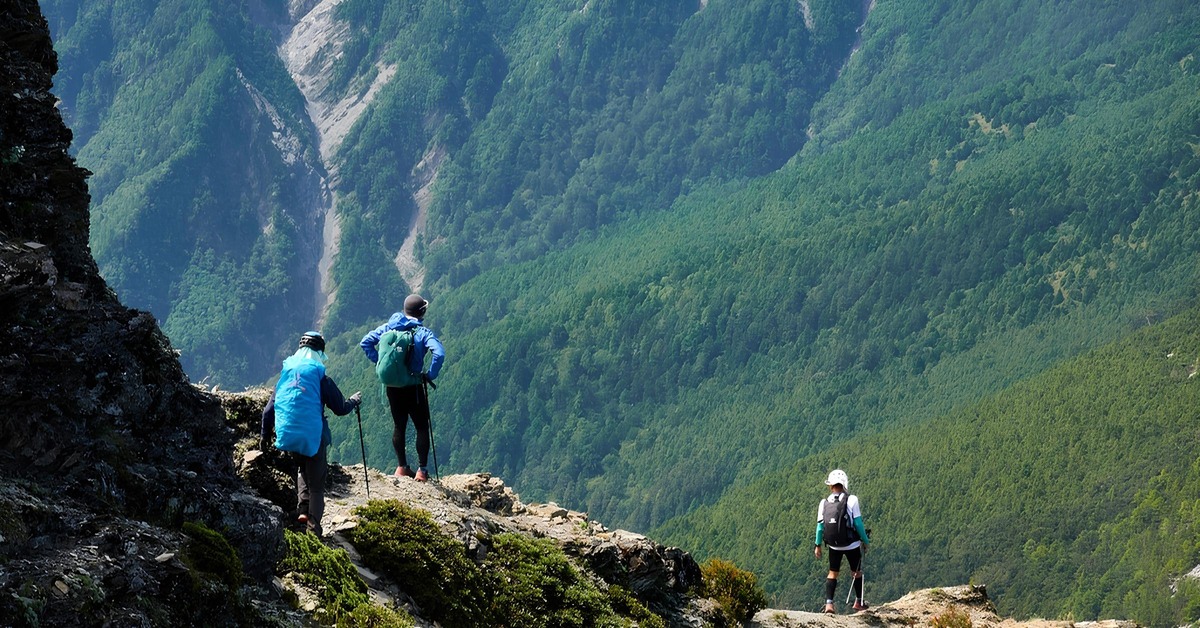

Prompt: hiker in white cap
[814,468,870,614]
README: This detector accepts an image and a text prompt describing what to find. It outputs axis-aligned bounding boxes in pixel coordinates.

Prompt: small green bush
[279,529,417,626]
[280,530,369,620]
[483,533,615,627]
[341,603,417,628]
[181,521,243,588]
[930,605,973,628]
[345,500,489,625]
[699,558,768,626]
[606,585,666,628]
[346,499,664,627]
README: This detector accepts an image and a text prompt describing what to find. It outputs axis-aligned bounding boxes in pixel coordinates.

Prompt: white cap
[825,469,849,488]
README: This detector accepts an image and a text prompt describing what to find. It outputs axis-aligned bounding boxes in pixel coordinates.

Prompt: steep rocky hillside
[1,0,283,623]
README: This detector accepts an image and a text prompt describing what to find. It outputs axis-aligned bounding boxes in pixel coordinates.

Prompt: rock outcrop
[751,585,1137,628]
[1,2,284,624]
[222,387,710,626]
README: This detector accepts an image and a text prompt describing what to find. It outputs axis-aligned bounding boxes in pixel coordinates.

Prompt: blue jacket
[360,313,445,380]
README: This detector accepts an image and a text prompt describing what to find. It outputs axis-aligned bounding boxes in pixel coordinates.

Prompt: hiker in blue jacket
[261,331,361,537]
[360,294,445,482]
[814,469,870,614]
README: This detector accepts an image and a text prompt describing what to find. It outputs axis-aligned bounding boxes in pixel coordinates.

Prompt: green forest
[658,305,1200,623]
[42,0,1200,624]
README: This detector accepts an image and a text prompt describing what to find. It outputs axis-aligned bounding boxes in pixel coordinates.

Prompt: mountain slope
[41,0,328,384]
[656,304,1200,624]
[42,2,1200,623]
[1,4,281,622]
[328,0,1200,532]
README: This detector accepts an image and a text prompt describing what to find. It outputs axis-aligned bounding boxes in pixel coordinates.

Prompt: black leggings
[827,546,863,573]
[386,384,430,468]
[825,546,865,602]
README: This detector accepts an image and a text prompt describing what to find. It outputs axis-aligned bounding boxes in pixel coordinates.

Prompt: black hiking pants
[386,384,430,469]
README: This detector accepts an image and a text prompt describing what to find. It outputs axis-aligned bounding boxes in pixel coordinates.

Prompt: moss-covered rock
[345,499,667,628]
[279,529,416,626]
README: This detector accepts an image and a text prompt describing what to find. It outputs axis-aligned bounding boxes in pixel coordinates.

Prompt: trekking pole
[355,406,371,499]
[423,377,439,480]
[847,550,866,606]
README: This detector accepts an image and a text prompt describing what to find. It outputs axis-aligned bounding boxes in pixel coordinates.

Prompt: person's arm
[850,495,870,547]
[260,392,276,449]
[854,516,869,546]
[321,376,361,416]
[360,323,388,363]
[814,501,825,558]
[423,329,445,381]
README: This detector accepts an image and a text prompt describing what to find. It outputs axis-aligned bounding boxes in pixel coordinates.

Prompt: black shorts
[827,546,862,573]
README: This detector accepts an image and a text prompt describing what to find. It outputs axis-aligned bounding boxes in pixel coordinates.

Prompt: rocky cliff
[1,1,282,623]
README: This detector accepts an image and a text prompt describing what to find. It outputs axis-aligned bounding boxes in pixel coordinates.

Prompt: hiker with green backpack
[814,469,870,614]
[359,294,445,482]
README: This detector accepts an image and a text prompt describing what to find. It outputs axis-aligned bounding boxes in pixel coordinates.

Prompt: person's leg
[825,549,844,612]
[412,385,431,472]
[292,453,309,522]
[848,547,865,608]
[386,386,412,473]
[303,442,328,537]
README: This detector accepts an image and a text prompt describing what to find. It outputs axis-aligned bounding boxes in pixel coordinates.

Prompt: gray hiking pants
[294,440,328,536]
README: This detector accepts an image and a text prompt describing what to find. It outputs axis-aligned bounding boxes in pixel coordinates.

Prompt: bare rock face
[0,2,284,624]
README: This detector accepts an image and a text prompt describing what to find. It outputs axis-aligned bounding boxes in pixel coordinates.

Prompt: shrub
[699,558,768,626]
[280,529,404,625]
[346,499,664,627]
[606,585,667,628]
[930,605,973,628]
[181,521,243,588]
[341,603,417,628]
[483,533,615,627]
[345,500,491,625]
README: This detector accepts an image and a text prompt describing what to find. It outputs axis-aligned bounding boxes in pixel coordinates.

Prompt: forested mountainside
[43,0,1200,624]
[659,304,1200,625]
[39,0,328,385]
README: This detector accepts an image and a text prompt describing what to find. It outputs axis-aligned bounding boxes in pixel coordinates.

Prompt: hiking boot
[297,513,309,525]
[853,600,870,612]
[415,468,429,482]
[395,465,416,478]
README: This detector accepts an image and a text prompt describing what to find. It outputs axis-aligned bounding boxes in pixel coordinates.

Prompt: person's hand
[814,545,822,559]
[349,391,362,408]
[861,543,868,556]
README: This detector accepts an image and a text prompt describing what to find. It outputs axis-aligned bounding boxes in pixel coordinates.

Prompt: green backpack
[376,329,423,388]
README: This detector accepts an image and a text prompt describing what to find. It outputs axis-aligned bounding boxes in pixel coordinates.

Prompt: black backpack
[822,495,859,547]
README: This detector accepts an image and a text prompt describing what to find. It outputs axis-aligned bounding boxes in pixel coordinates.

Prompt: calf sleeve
[853,574,864,600]
[825,577,838,603]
